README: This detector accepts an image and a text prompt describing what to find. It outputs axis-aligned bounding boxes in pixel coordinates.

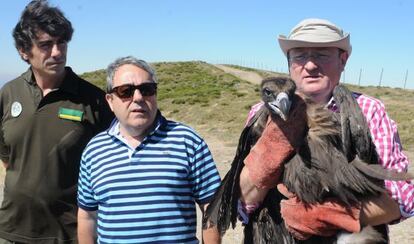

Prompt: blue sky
[1,0,413,88]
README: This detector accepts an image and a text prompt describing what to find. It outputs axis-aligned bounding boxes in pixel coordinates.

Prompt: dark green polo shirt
[0,67,113,243]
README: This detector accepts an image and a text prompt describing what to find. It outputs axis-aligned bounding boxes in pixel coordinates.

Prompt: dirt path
[214,64,263,85]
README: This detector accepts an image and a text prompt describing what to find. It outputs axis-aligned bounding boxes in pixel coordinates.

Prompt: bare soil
[214,64,263,85]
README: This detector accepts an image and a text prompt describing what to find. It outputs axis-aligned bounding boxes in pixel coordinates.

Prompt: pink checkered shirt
[247,92,414,219]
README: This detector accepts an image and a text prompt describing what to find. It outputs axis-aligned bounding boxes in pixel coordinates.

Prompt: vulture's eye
[263,88,273,97]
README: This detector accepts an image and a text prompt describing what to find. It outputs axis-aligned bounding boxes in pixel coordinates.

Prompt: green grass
[80,69,106,90]
[79,62,414,152]
[154,61,260,143]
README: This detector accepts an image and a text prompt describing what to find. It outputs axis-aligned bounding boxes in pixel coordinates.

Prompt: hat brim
[278,34,351,56]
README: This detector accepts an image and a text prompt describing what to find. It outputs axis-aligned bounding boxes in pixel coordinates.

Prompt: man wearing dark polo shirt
[0,1,113,243]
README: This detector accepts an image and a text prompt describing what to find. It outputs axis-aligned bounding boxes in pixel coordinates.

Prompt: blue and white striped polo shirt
[77,113,221,243]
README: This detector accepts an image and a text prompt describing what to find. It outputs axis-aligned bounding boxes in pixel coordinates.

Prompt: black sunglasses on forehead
[110,82,157,99]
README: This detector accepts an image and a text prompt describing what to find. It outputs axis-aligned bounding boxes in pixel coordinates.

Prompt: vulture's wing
[332,84,377,163]
[333,84,411,181]
[203,105,269,234]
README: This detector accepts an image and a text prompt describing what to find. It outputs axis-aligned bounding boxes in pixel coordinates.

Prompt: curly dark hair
[13,0,74,60]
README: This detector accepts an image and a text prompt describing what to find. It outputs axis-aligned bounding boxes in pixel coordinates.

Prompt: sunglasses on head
[109,82,157,99]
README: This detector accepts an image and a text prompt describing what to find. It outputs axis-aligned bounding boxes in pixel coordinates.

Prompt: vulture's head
[261,76,296,121]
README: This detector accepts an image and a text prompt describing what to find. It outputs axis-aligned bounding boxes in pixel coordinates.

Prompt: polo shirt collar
[107,110,166,140]
[59,67,80,95]
[22,67,80,95]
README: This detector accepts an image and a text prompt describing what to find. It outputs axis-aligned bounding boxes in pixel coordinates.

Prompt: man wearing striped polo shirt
[77,56,221,244]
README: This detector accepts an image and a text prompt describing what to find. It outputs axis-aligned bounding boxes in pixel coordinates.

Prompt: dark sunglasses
[109,82,157,99]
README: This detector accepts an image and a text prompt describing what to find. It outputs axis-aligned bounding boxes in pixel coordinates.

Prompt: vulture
[203,76,412,243]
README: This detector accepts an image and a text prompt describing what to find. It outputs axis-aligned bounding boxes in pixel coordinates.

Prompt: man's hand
[359,191,401,226]
[200,204,221,244]
[278,184,361,240]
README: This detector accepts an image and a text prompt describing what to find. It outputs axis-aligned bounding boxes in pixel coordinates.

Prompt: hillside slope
[81,61,414,152]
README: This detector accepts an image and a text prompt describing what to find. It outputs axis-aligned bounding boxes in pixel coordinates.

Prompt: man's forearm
[200,203,221,244]
[78,209,97,244]
[360,191,401,226]
[202,226,221,244]
[239,167,269,204]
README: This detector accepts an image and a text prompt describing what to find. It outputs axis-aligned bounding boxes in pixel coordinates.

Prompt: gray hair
[106,56,157,92]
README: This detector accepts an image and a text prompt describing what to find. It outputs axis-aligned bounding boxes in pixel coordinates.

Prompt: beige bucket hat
[278,18,352,56]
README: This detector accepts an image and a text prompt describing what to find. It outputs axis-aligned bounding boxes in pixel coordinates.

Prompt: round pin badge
[11,101,22,117]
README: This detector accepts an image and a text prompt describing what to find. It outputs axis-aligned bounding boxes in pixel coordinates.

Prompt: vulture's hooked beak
[267,92,292,121]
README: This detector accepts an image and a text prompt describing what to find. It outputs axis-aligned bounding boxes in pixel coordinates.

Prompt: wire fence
[342,68,410,89]
[209,58,411,90]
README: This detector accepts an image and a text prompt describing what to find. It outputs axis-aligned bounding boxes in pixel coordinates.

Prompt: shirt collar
[326,92,361,112]
[326,96,338,112]
[107,110,165,139]
[22,67,80,95]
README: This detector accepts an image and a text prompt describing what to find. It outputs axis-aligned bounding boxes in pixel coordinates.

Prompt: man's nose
[51,43,64,58]
[132,88,144,102]
[303,57,319,70]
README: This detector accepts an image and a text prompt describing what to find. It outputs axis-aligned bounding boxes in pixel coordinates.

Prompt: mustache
[46,57,66,65]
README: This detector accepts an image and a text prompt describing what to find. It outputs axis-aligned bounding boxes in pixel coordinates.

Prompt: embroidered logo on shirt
[58,107,84,122]
[11,101,22,117]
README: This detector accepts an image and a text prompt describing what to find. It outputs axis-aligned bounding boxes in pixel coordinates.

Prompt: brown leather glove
[244,99,307,189]
[280,194,361,240]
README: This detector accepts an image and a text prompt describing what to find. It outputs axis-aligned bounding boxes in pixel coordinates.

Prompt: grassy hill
[80,61,414,152]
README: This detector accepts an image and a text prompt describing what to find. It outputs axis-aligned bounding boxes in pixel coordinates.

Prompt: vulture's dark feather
[204,76,412,243]
[203,106,268,233]
[244,189,294,244]
[333,85,378,163]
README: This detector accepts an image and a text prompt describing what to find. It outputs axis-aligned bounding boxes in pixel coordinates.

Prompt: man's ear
[339,51,349,72]
[18,48,29,61]
[105,93,115,112]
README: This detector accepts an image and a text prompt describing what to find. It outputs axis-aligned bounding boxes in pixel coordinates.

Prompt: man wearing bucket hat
[238,18,413,241]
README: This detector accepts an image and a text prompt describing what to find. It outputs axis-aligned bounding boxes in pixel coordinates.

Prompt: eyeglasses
[289,51,335,65]
[109,82,157,99]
